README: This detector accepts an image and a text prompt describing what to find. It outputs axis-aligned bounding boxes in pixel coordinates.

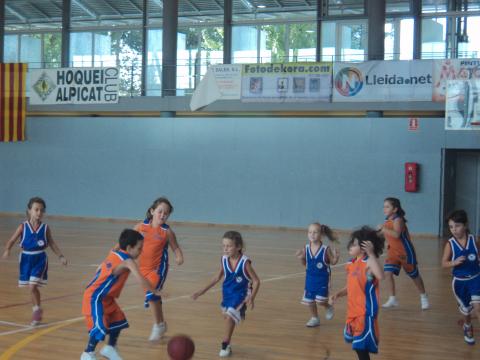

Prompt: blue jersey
[449,234,480,279]
[305,243,330,284]
[221,255,251,309]
[19,221,48,251]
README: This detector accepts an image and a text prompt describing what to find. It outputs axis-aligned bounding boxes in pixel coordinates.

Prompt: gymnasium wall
[1,116,479,235]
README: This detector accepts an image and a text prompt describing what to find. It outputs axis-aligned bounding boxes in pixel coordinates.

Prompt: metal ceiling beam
[72,0,97,18]
[125,0,143,13]
[212,0,224,10]
[5,4,27,22]
[239,0,255,10]
[28,2,51,19]
[184,0,200,13]
[102,0,122,15]
[152,0,163,9]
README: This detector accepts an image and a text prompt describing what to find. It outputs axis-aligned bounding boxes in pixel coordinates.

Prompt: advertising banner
[432,58,480,102]
[240,62,332,102]
[29,67,119,104]
[332,60,433,102]
[190,64,242,111]
[445,80,480,130]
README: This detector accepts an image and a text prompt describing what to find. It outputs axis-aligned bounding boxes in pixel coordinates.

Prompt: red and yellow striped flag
[0,63,27,142]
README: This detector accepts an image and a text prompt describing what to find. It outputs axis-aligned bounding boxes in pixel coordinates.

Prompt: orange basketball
[167,335,195,360]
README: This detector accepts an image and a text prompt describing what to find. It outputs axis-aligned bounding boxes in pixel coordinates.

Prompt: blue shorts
[344,315,379,354]
[302,276,329,304]
[452,274,480,315]
[19,251,48,287]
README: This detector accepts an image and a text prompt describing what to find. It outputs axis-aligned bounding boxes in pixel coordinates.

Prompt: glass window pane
[385,18,414,60]
[233,1,316,22]
[43,33,62,68]
[71,0,143,28]
[288,23,317,62]
[147,29,162,96]
[327,0,365,16]
[70,32,93,67]
[20,35,42,68]
[177,27,224,93]
[421,17,447,58]
[457,16,480,58]
[465,1,480,11]
[422,0,447,13]
[260,24,287,63]
[232,25,258,63]
[4,34,18,62]
[147,0,163,26]
[5,0,62,31]
[322,20,367,61]
[386,0,411,13]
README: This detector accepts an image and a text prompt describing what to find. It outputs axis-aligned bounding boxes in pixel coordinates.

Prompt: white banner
[333,60,433,102]
[241,62,332,102]
[29,67,119,104]
[190,64,241,111]
[432,59,480,102]
[445,80,480,130]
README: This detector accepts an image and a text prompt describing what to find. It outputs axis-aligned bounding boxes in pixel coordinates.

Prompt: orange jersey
[82,249,131,316]
[384,217,417,264]
[135,221,170,272]
[346,257,379,319]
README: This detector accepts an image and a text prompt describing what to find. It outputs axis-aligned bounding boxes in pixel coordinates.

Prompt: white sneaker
[99,345,122,360]
[219,344,232,357]
[80,352,97,360]
[420,294,430,310]
[325,305,334,320]
[148,322,166,341]
[382,297,399,308]
[306,317,320,327]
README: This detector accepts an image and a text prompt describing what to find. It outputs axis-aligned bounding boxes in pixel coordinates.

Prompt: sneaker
[306,317,320,327]
[420,294,430,310]
[464,324,475,345]
[80,352,97,360]
[382,297,399,309]
[99,345,122,360]
[325,305,335,320]
[31,308,43,326]
[148,322,166,341]
[219,344,232,357]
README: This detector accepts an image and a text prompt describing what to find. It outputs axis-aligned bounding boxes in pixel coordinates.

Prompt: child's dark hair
[26,197,46,217]
[118,229,144,250]
[145,197,174,221]
[310,222,339,243]
[384,197,407,222]
[223,230,244,253]
[447,209,468,225]
[348,226,384,257]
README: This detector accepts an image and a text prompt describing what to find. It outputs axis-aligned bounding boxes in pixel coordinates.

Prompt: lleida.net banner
[29,67,119,105]
[332,60,433,102]
[241,62,332,102]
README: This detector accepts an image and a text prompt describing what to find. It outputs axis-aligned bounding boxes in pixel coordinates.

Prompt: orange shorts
[384,252,418,278]
[344,315,379,353]
[84,297,128,341]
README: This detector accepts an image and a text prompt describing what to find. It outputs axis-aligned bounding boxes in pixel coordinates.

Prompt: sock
[420,293,428,298]
[108,329,121,347]
[388,296,396,301]
[85,337,99,352]
[32,305,40,312]
[355,349,371,360]
[221,341,230,350]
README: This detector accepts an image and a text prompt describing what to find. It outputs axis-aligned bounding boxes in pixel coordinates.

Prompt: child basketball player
[330,226,384,360]
[81,229,161,360]
[2,197,67,326]
[296,222,339,327]
[378,197,430,310]
[135,197,184,341]
[192,230,260,357]
[442,210,480,345]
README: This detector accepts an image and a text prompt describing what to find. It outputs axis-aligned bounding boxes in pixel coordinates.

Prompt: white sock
[32,305,40,312]
[420,293,428,298]
[388,296,396,301]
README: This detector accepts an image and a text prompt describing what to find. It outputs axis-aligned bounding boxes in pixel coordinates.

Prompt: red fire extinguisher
[405,162,419,192]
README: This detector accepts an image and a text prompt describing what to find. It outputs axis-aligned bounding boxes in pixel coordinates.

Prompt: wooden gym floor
[0,214,479,360]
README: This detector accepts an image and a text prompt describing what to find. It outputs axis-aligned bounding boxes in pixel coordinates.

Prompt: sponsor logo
[316,262,324,269]
[334,67,363,97]
[33,72,56,101]
[236,276,243,283]
[37,240,45,247]
[468,254,476,261]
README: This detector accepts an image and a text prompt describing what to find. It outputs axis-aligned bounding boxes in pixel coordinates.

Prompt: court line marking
[0,321,30,328]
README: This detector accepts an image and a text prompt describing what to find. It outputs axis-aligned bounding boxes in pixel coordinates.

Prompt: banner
[29,67,119,104]
[445,80,480,130]
[190,64,241,111]
[241,62,332,102]
[333,60,433,102]
[0,63,27,142]
[432,59,480,102]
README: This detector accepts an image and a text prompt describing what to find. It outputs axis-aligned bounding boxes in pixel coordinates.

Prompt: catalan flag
[0,63,27,142]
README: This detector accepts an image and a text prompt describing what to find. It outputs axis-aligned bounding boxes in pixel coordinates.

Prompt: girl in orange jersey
[81,229,161,360]
[330,226,384,360]
[136,197,184,341]
[378,197,429,310]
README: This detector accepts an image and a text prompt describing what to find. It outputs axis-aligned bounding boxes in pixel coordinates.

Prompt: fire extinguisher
[405,163,419,192]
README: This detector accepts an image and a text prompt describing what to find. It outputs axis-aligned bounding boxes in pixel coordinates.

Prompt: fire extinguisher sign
[409,117,419,131]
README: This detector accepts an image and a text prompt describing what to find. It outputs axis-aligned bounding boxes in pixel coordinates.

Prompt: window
[321,20,368,61]
[421,17,447,58]
[455,16,480,58]
[385,18,414,60]
[327,0,365,16]
[422,0,447,14]
[386,0,411,14]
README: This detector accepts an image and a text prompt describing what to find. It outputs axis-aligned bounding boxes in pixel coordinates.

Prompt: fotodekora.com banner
[432,59,480,102]
[190,64,242,111]
[29,67,119,104]
[241,62,332,102]
[333,60,433,102]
